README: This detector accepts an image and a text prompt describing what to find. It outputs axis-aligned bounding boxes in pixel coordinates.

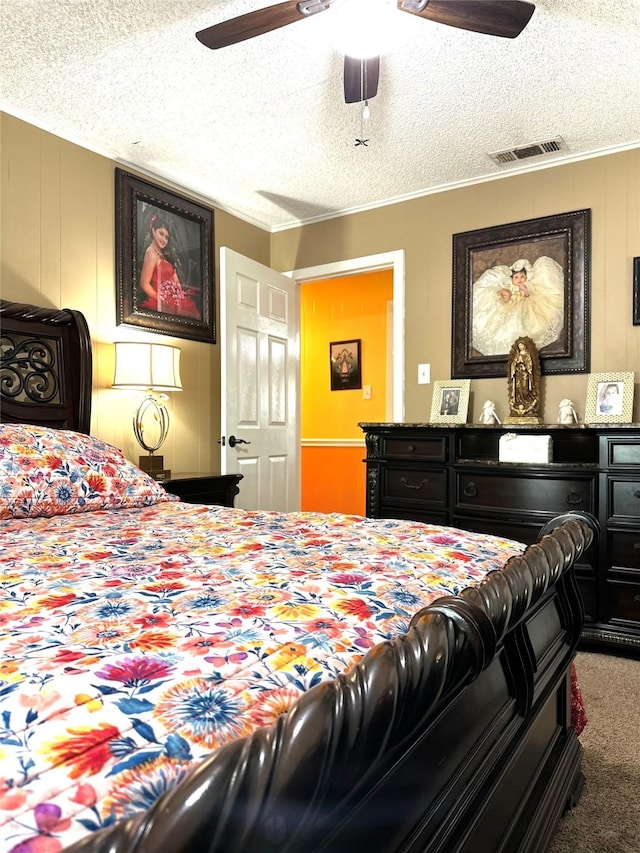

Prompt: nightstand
[161,473,243,507]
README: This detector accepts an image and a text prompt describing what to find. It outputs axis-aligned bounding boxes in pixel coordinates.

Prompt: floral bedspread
[0,502,528,852]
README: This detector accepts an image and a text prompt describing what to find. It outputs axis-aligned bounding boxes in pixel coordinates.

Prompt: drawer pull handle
[634,543,640,550]
[566,489,583,505]
[407,444,415,453]
[463,482,478,498]
[400,476,429,491]
[634,490,640,499]
[634,595,640,603]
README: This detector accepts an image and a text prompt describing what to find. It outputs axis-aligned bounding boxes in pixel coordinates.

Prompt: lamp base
[139,455,171,481]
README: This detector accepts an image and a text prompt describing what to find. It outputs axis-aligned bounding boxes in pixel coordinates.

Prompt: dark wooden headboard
[0,299,92,433]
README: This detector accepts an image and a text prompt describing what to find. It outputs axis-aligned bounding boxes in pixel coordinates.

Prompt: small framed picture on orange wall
[330,339,362,391]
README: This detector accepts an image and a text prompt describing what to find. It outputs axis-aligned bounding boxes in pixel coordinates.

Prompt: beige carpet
[549,651,640,853]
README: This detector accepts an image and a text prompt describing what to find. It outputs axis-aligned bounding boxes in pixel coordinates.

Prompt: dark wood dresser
[360,422,640,653]
[161,473,242,507]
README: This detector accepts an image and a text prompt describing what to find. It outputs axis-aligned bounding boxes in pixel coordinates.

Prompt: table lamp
[112,341,182,480]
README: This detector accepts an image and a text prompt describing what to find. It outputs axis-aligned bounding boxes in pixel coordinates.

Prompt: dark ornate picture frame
[452,209,591,378]
[115,168,215,344]
[330,339,362,390]
[633,257,640,326]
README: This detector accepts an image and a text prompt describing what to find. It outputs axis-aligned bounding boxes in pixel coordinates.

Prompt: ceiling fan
[196,0,535,104]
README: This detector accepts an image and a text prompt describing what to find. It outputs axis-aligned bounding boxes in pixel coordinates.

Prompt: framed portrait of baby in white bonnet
[451,209,590,380]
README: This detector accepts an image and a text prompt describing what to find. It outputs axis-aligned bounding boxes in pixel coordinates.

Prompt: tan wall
[2,111,640,455]
[273,151,640,423]
[0,112,270,472]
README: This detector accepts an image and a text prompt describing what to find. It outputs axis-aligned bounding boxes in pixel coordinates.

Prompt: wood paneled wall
[0,112,270,474]
[2,110,639,481]
[273,150,640,425]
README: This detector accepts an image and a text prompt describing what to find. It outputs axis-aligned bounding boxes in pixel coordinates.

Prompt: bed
[0,299,596,853]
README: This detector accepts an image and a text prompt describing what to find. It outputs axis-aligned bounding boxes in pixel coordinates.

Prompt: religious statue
[505,336,541,423]
[479,400,501,425]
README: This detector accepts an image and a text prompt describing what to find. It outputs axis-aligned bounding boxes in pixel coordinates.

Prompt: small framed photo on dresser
[430,380,470,424]
[585,372,635,423]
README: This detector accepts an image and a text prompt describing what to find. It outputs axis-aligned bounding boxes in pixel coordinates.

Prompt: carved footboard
[66,512,596,853]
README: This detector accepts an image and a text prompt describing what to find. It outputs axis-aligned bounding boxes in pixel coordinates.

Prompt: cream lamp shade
[112,342,182,480]
[112,342,182,392]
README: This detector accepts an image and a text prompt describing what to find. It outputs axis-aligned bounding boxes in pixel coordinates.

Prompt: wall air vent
[489,137,568,166]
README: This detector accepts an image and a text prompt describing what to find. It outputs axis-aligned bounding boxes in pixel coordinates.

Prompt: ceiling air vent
[489,137,568,166]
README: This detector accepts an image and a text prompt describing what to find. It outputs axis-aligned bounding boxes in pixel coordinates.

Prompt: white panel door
[220,247,299,511]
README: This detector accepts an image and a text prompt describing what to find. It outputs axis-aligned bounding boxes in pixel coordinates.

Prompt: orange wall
[301,270,392,515]
[301,446,367,515]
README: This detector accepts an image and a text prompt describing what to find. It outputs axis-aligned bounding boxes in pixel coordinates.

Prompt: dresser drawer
[382,467,447,506]
[452,513,542,546]
[382,435,448,462]
[606,477,640,521]
[608,579,640,625]
[601,436,640,468]
[454,514,598,569]
[609,530,640,571]
[376,506,449,526]
[455,469,596,516]
[162,474,242,507]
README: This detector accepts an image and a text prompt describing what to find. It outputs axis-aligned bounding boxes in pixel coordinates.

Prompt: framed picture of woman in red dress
[116,169,215,344]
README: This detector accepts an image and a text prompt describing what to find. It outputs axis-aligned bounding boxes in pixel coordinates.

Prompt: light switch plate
[418,363,430,384]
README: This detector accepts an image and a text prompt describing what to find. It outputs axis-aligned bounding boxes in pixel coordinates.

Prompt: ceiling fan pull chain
[355,58,370,148]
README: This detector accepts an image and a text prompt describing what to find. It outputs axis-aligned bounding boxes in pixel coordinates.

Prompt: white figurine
[479,400,501,425]
[558,398,578,424]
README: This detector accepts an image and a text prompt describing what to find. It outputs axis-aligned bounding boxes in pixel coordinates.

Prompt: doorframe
[286,249,405,421]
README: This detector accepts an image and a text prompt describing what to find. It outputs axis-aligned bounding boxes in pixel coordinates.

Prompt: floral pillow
[0,423,174,519]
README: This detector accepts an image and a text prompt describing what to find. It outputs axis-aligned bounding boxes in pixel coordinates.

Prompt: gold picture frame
[584,372,635,423]
[430,380,471,424]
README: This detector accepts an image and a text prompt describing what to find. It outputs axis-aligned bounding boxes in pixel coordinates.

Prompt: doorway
[220,248,405,512]
[290,250,405,514]
[290,249,405,422]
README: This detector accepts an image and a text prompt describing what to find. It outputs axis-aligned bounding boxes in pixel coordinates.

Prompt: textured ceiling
[1,1,639,231]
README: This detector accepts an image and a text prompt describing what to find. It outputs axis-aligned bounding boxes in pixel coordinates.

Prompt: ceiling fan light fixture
[332,0,398,58]
[399,0,429,12]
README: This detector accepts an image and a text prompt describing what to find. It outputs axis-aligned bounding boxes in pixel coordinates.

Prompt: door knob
[228,435,251,448]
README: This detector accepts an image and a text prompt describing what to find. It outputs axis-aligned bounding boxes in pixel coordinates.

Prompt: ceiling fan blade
[196,1,327,50]
[344,56,380,104]
[398,0,535,39]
